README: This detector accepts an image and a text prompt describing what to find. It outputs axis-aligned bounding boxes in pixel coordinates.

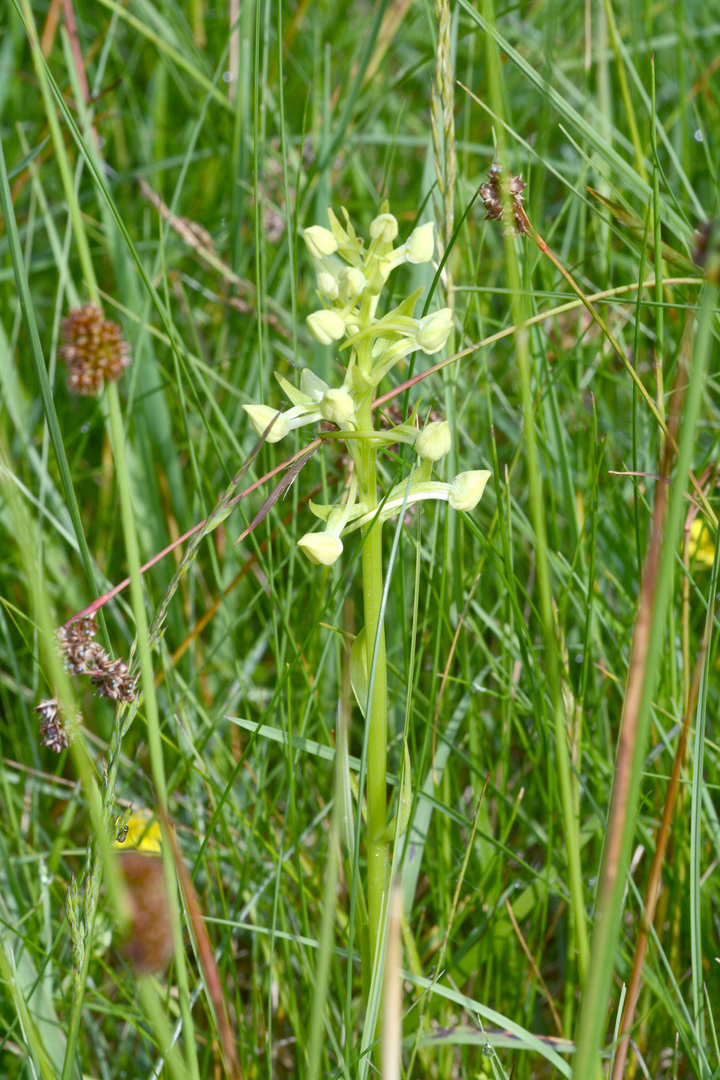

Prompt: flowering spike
[242,202,491,569]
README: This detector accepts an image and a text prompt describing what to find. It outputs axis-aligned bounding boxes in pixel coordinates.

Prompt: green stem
[357,397,389,973]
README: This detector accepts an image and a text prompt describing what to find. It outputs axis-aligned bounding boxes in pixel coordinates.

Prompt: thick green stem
[357,396,389,973]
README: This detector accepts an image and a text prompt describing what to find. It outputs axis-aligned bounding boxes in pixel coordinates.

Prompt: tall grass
[1,0,719,1077]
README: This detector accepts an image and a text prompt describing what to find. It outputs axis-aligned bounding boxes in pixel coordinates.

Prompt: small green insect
[117,824,129,844]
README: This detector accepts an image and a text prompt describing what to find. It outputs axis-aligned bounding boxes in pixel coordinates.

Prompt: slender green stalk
[356,372,389,974]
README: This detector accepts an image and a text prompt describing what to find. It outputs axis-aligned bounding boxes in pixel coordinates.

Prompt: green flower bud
[405,221,435,264]
[307,309,346,345]
[338,266,365,301]
[416,308,453,354]
[369,212,399,243]
[316,266,339,300]
[304,225,338,259]
[243,404,290,443]
[297,532,344,565]
[448,470,491,512]
[415,420,451,461]
[320,388,355,425]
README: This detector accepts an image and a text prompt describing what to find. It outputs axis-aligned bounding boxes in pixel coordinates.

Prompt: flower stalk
[244,204,491,1006]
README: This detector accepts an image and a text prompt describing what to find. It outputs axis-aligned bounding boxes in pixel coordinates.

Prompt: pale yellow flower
[113,809,162,853]
[689,518,716,569]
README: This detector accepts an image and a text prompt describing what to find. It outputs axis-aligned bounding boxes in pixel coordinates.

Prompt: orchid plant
[243,202,490,992]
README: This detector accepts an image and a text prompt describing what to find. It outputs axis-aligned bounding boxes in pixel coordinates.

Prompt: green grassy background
[1,0,719,1077]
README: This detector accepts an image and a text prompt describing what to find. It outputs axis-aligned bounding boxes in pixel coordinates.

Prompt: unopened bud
[316,267,339,300]
[416,308,453,354]
[369,213,399,243]
[320,388,355,425]
[338,266,365,301]
[449,470,491,512]
[243,404,289,443]
[297,533,344,566]
[416,420,451,461]
[307,309,346,345]
[405,221,435,264]
[304,225,338,259]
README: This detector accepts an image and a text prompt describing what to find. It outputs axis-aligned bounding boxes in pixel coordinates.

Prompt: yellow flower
[688,518,716,569]
[113,809,162,853]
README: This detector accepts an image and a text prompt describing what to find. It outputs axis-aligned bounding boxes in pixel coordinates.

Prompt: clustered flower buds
[35,616,136,753]
[479,163,529,238]
[59,304,131,396]
[242,202,491,567]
